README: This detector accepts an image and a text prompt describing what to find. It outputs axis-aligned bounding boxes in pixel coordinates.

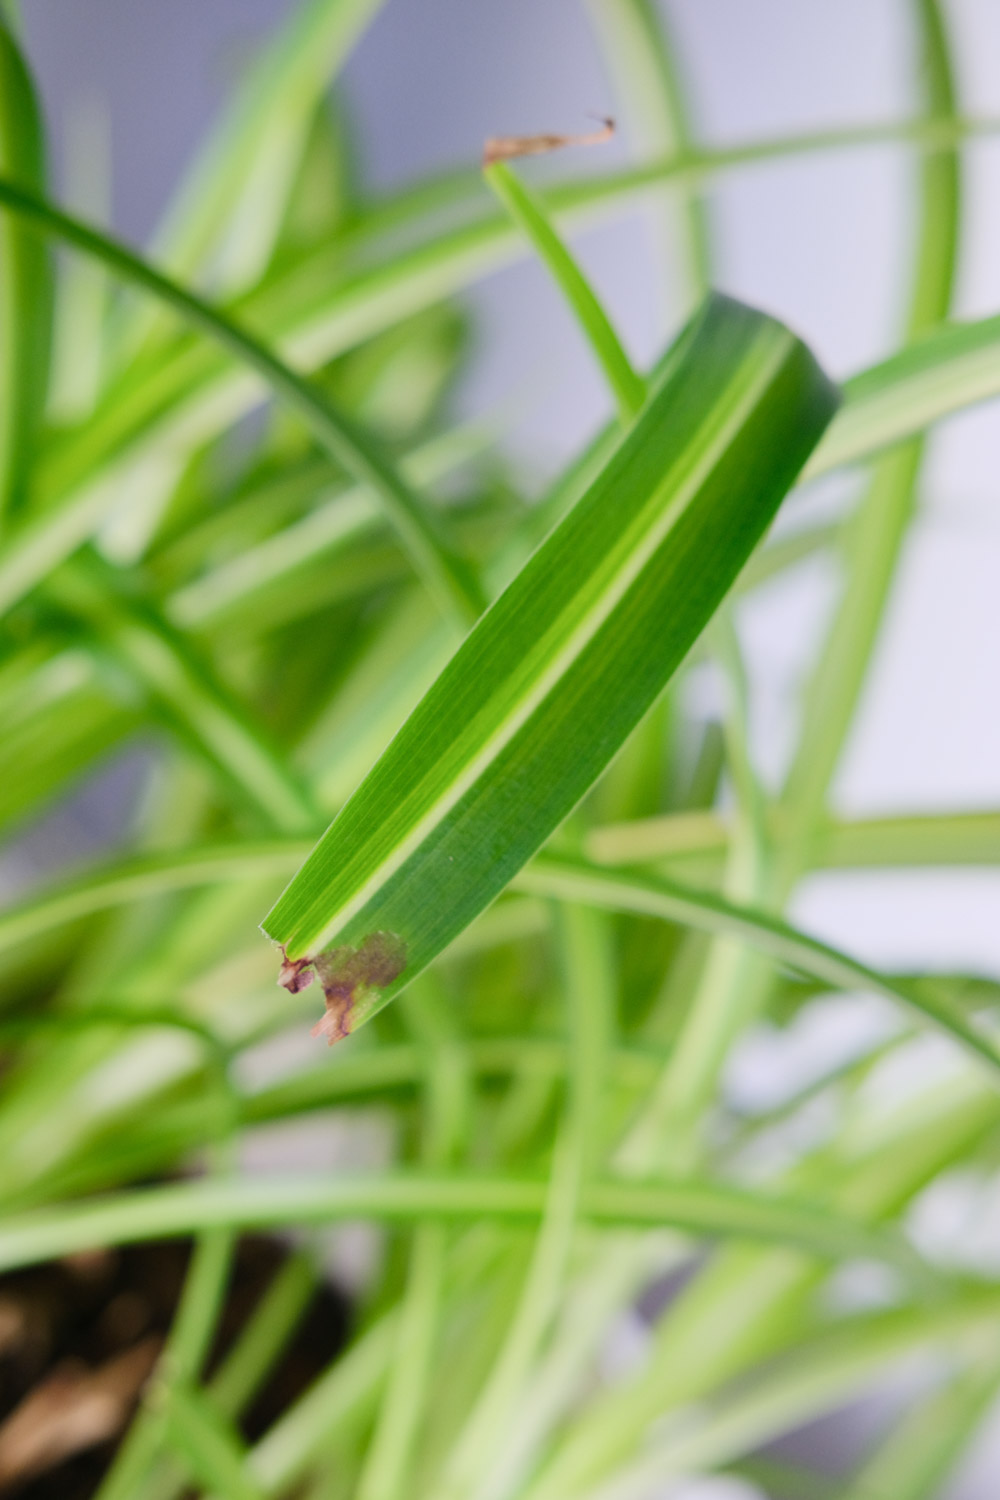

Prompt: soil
[0,1237,351,1498]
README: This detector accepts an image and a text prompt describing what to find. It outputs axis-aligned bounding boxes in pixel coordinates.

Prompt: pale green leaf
[0,19,50,522]
[0,1171,921,1277]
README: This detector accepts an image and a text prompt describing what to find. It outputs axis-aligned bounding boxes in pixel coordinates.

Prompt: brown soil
[0,1237,351,1498]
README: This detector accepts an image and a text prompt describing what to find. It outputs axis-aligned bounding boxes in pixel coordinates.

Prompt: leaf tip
[482,115,614,167]
[283,932,409,1046]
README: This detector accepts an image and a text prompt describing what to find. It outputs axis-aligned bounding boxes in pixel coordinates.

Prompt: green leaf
[0,644,137,837]
[114,0,386,365]
[46,96,111,421]
[586,807,1000,869]
[49,554,318,831]
[250,1317,394,1496]
[0,1171,921,1276]
[0,18,51,522]
[520,854,1000,1077]
[262,294,837,1030]
[164,1384,264,1500]
[568,1298,1000,1500]
[837,1349,1000,1500]
[0,840,310,959]
[165,422,492,632]
[802,312,1000,481]
[209,1251,317,1420]
[14,115,999,539]
[2,834,992,1080]
[149,0,386,294]
[484,160,645,422]
[0,175,483,624]
[584,0,711,301]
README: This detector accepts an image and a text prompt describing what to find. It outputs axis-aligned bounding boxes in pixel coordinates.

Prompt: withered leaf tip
[482,116,614,167]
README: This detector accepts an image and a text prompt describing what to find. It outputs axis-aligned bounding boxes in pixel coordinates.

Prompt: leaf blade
[263,295,837,1024]
[519,854,1000,1077]
[0,1171,919,1277]
[0,19,51,523]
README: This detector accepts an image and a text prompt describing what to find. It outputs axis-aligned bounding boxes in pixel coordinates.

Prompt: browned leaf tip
[483,116,614,166]
[306,931,408,1046]
[277,948,315,994]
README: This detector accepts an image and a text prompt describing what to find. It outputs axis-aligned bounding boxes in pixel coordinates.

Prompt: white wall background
[16,2,1000,1492]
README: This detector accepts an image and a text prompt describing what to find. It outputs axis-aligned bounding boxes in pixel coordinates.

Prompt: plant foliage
[0,1,998,1497]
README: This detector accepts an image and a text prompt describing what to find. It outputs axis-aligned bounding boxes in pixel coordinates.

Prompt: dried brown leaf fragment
[278,948,315,994]
[0,1336,160,1487]
[278,932,408,1044]
[482,116,614,166]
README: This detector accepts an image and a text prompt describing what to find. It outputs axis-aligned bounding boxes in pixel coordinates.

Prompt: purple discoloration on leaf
[277,950,315,994]
[279,932,408,1045]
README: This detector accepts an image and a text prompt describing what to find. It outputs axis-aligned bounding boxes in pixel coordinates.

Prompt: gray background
[15,3,1000,1494]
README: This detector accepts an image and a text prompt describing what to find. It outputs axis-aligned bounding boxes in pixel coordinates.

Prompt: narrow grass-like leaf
[166,422,492,631]
[8,115,997,541]
[113,0,384,372]
[0,1172,920,1276]
[250,1317,395,1496]
[802,314,1000,480]
[837,1350,1000,1500]
[442,909,613,1500]
[47,98,111,421]
[0,645,138,836]
[519,854,1000,1076]
[587,807,1000,868]
[0,20,50,522]
[96,1223,235,1500]
[0,841,310,958]
[163,1385,264,1500]
[210,1251,317,1420]
[148,0,385,293]
[776,0,959,891]
[230,1038,662,1142]
[2,830,992,1079]
[484,161,645,422]
[262,294,836,1030]
[584,0,711,309]
[50,555,318,831]
[0,176,483,623]
[569,1300,1000,1500]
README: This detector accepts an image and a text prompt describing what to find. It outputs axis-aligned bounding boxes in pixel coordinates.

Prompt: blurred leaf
[0,643,138,836]
[587,807,1000,869]
[0,175,484,623]
[49,554,318,830]
[484,160,645,422]
[0,1170,922,1275]
[0,18,51,521]
[561,1298,1000,1500]
[836,1349,1000,1500]
[47,94,111,420]
[163,1385,264,1500]
[151,0,385,295]
[522,854,1000,1077]
[802,313,1000,481]
[584,0,711,302]
[9,115,995,537]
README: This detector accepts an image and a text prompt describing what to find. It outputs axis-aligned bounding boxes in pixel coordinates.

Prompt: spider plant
[0,1,999,1497]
